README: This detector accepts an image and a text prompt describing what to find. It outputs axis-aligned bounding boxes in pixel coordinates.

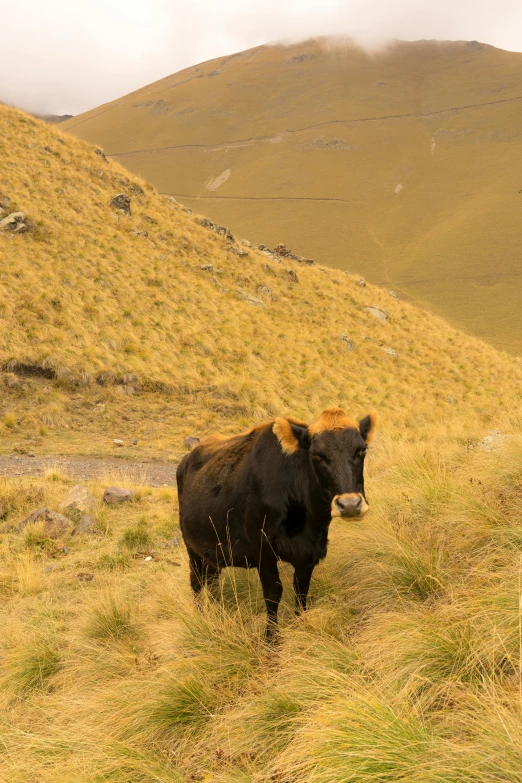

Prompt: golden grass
[2,99,522,782]
[1,103,522,460]
[62,38,522,354]
[0,426,522,781]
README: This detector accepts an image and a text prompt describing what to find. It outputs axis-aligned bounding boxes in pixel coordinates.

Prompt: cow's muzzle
[331,493,369,519]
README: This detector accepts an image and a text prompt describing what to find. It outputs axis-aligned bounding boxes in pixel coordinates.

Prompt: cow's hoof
[264,625,280,644]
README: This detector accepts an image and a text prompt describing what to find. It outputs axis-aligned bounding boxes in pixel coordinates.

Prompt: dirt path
[0,455,178,487]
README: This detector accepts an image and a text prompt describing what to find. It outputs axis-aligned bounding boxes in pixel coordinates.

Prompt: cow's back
[177,424,273,565]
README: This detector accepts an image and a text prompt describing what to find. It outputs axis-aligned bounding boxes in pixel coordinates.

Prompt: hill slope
[3,103,522,783]
[1,103,522,459]
[62,38,522,355]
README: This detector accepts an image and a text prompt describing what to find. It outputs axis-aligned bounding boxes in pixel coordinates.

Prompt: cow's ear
[273,418,311,454]
[359,412,377,443]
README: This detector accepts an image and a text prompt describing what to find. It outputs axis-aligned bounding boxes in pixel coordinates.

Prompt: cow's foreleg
[293,563,315,614]
[258,555,283,641]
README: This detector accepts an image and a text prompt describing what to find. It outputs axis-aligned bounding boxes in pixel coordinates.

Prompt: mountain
[1,102,522,460]
[62,38,522,355]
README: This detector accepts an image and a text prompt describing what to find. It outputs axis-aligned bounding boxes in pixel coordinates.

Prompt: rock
[142,214,157,224]
[274,243,292,257]
[236,289,265,307]
[240,239,252,247]
[0,195,11,210]
[112,439,125,447]
[184,436,201,450]
[382,347,399,357]
[77,572,94,582]
[257,284,272,299]
[340,334,355,351]
[18,508,75,538]
[228,245,249,257]
[109,194,131,215]
[479,431,510,452]
[0,212,26,231]
[286,270,300,284]
[103,487,135,504]
[199,264,213,272]
[45,563,56,573]
[77,514,98,534]
[131,229,148,237]
[95,148,107,160]
[364,306,388,321]
[388,290,399,299]
[59,484,97,522]
[356,278,366,287]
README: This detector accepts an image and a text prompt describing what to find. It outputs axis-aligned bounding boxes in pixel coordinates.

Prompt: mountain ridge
[62,38,522,354]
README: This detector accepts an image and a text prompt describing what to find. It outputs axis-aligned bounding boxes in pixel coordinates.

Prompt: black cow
[176,407,376,637]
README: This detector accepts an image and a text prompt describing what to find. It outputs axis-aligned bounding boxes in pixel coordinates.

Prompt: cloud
[1,0,522,115]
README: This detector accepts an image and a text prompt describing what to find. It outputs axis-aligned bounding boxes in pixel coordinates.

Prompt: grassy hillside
[62,38,522,355]
[2,104,522,782]
[2,103,522,460]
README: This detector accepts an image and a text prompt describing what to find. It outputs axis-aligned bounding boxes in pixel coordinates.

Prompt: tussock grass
[1,429,522,780]
[2,101,522,782]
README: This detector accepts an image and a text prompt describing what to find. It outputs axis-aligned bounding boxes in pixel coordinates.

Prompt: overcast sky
[2,0,522,116]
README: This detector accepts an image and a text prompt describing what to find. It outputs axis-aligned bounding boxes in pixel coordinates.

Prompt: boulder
[77,514,98,534]
[59,485,97,522]
[199,264,213,272]
[356,278,367,287]
[109,194,131,215]
[364,306,388,321]
[236,289,265,307]
[382,347,399,357]
[274,243,291,257]
[112,439,125,447]
[286,269,300,283]
[240,239,252,247]
[0,212,26,231]
[388,290,399,299]
[18,508,75,538]
[103,487,135,504]
[184,436,201,451]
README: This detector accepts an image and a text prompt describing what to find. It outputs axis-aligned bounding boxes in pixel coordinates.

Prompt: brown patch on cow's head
[309,407,359,436]
[273,417,309,454]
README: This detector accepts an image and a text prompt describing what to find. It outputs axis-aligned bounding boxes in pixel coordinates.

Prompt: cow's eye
[355,448,367,459]
[313,453,328,464]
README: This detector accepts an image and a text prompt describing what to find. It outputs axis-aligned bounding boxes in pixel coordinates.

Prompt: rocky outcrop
[0,211,33,234]
[18,508,75,538]
[109,194,131,215]
[59,485,97,522]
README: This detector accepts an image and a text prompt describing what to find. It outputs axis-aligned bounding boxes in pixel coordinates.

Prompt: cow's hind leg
[257,554,283,641]
[293,563,315,615]
[188,548,220,596]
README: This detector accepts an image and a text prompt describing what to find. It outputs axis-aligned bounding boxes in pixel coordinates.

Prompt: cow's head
[273,407,376,518]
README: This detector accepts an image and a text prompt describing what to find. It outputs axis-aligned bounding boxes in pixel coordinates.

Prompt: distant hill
[39,114,74,124]
[62,38,522,355]
[1,102,522,459]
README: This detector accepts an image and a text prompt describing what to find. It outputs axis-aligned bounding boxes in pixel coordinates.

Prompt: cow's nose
[335,495,362,515]
[332,493,369,518]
